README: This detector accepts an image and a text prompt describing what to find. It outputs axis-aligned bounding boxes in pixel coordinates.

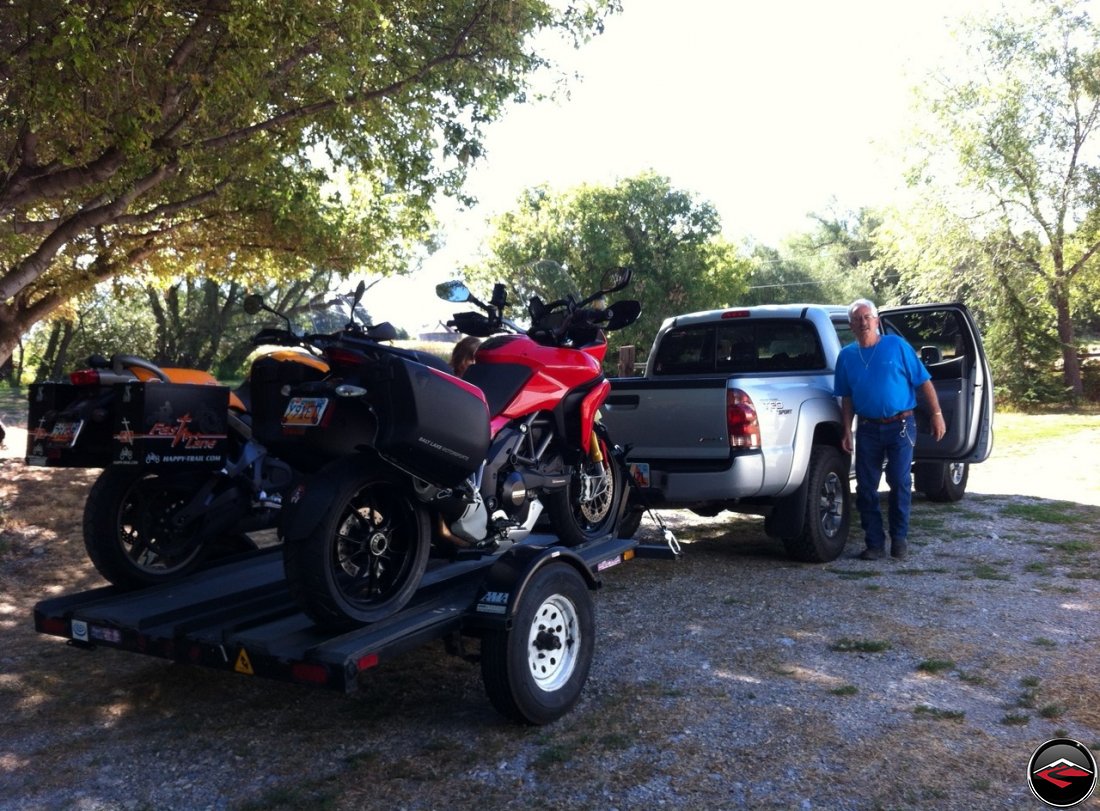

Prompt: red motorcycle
[271,268,641,628]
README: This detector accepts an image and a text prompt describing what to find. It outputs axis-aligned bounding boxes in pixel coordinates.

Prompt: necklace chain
[858,340,878,369]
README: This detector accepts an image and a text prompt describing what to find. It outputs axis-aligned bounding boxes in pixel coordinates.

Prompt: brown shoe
[859,547,885,560]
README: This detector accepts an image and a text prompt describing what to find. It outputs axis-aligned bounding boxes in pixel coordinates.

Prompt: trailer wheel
[283,465,430,630]
[481,563,595,725]
[781,446,850,562]
[83,467,210,589]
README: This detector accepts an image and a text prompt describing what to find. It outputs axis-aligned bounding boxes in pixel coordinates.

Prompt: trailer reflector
[234,648,254,675]
[357,653,379,672]
[291,663,330,684]
[39,617,68,636]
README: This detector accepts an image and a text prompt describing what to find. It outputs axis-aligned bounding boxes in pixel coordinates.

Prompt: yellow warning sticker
[234,648,254,675]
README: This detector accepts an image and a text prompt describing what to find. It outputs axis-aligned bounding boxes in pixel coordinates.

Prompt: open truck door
[878,302,994,501]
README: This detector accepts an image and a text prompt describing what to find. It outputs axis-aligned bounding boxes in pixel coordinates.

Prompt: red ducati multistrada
[270,268,641,629]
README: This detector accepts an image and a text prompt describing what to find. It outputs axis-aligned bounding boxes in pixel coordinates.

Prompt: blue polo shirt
[834,334,930,419]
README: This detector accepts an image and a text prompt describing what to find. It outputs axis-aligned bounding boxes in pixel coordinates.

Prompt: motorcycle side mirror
[600,267,633,295]
[604,300,642,331]
[437,280,471,303]
[242,294,264,315]
[243,291,293,332]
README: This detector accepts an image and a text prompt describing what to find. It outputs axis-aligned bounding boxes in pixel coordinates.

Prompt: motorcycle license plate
[629,462,650,488]
[47,420,84,448]
[281,397,329,427]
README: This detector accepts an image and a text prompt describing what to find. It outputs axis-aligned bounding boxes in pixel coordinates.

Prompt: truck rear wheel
[915,461,969,502]
[616,507,644,539]
[481,563,595,725]
[781,446,850,562]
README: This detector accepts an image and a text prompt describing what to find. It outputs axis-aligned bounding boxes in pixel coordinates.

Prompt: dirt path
[1,414,1098,810]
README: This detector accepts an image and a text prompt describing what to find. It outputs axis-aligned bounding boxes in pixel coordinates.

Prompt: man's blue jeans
[854,415,916,550]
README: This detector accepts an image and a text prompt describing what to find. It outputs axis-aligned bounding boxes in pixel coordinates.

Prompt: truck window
[652,326,716,374]
[652,320,826,375]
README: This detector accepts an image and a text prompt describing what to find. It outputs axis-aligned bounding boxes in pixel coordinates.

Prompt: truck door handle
[605,395,639,408]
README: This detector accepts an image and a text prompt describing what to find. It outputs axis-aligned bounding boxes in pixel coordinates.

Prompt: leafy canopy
[465,172,750,358]
[0,0,619,365]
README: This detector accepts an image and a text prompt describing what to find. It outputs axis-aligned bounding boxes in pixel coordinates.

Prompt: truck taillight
[69,369,100,386]
[727,388,760,449]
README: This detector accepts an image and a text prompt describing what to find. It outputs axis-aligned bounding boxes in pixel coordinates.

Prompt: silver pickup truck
[602,303,994,562]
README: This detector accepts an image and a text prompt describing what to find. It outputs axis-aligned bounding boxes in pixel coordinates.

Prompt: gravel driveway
[1,415,1098,810]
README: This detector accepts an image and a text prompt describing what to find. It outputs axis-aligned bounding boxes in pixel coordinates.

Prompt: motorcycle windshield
[529,261,581,303]
[306,297,373,335]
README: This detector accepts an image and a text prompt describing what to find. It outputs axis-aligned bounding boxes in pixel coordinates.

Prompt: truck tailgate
[605,377,731,461]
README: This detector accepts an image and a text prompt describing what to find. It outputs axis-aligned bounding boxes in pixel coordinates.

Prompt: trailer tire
[781,446,850,563]
[481,563,595,725]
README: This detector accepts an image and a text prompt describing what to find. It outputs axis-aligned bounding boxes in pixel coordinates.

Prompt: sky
[369,0,1014,335]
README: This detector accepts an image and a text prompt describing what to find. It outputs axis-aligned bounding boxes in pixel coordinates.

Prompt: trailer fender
[468,544,599,631]
[279,453,378,541]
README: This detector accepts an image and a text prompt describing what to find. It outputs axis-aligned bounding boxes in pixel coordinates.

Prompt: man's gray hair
[847,298,878,320]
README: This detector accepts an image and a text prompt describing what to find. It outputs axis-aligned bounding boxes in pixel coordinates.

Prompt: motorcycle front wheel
[545,428,625,547]
[283,465,430,630]
[83,467,212,589]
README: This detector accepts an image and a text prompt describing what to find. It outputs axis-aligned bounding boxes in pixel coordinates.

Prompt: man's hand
[931,413,946,442]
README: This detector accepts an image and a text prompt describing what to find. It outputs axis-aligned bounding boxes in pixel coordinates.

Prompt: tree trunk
[35,322,64,383]
[1053,292,1083,396]
[49,321,76,381]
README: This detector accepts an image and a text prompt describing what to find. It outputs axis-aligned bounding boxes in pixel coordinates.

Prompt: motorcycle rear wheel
[545,429,624,547]
[83,467,211,589]
[283,465,430,629]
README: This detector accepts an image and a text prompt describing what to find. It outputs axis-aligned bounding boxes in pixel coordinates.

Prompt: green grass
[1039,703,1067,719]
[830,638,892,653]
[830,684,859,696]
[913,704,966,721]
[993,412,1100,447]
[1000,712,1031,726]
[969,563,1013,581]
[825,567,878,580]
[1055,539,1096,554]
[917,658,955,674]
[1000,501,1082,524]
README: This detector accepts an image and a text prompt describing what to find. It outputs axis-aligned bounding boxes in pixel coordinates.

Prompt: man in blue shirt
[834,299,947,560]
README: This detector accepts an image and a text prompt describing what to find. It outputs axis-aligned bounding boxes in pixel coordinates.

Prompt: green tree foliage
[901,0,1100,397]
[745,208,889,307]
[0,0,618,369]
[23,283,158,382]
[467,172,750,358]
[22,269,341,382]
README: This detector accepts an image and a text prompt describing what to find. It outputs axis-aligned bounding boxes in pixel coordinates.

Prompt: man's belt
[860,409,914,424]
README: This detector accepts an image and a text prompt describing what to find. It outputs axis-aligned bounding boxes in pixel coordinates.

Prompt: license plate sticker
[629,462,650,488]
[48,420,84,448]
[282,397,329,427]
